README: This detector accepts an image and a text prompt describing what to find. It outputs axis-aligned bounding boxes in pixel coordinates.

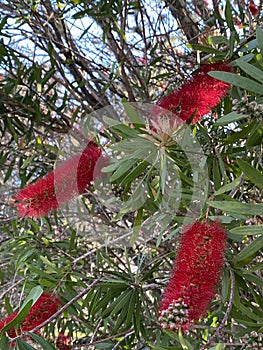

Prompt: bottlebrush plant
[1,2,263,349]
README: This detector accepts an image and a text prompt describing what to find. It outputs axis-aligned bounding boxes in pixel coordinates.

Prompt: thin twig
[0,279,25,301]
[76,328,134,347]
[72,231,132,265]
[112,329,135,349]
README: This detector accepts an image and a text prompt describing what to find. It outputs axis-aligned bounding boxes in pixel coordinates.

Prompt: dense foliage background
[0,0,262,349]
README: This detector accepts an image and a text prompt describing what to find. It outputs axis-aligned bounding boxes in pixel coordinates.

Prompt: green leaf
[113,289,136,331]
[256,26,263,55]
[214,177,241,196]
[178,328,194,350]
[237,159,263,190]
[4,158,15,183]
[125,289,136,327]
[207,201,263,215]
[26,265,57,281]
[16,338,37,350]
[121,160,151,187]
[5,117,18,143]
[110,158,138,182]
[69,229,77,251]
[28,332,57,350]
[221,269,229,303]
[103,116,138,138]
[94,342,113,349]
[230,225,263,236]
[131,207,143,245]
[237,303,263,322]
[110,289,133,316]
[102,289,132,317]
[233,53,255,64]
[236,60,263,83]
[208,71,263,95]
[38,279,56,288]
[214,112,246,125]
[19,286,43,310]
[21,156,35,169]
[187,44,223,54]
[122,102,144,126]
[247,123,263,147]
[0,16,8,33]
[208,35,229,45]
[225,0,237,34]
[243,272,263,287]
[233,235,263,268]
[0,336,9,349]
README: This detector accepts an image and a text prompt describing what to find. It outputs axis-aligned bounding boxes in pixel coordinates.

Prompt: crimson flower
[159,221,227,331]
[248,1,259,16]
[56,333,71,350]
[156,62,232,123]
[13,141,102,218]
[0,293,61,338]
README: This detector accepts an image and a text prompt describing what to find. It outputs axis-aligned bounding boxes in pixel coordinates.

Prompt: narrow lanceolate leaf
[19,286,43,310]
[237,159,263,190]
[214,177,242,196]
[207,201,263,215]
[16,338,36,350]
[214,112,246,125]
[28,332,57,350]
[233,235,263,268]
[123,102,144,126]
[230,225,263,236]
[178,328,194,350]
[209,71,263,95]
[236,60,263,83]
[256,26,263,55]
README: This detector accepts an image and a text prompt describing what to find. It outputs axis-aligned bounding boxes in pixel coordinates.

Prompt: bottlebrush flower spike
[56,333,71,350]
[13,141,102,218]
[156,62,232,123]
[0,292,60,338]
[248,1,259,16]
[159,221,227,332]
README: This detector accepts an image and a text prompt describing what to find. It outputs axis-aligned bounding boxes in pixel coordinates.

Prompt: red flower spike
[0,293,61,338]
[156,62,232,124]
[56,333,71,350]
[159,221,227,332]
[248,1,259,16]
[14,141,102,218]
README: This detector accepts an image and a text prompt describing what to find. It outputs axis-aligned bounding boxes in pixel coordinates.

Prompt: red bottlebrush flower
[14,141,102,218]
[56,333,71,350]
[159,221,226,332]
[248,1,259,16]
[0,293,60,338]
[156,62,232,123]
